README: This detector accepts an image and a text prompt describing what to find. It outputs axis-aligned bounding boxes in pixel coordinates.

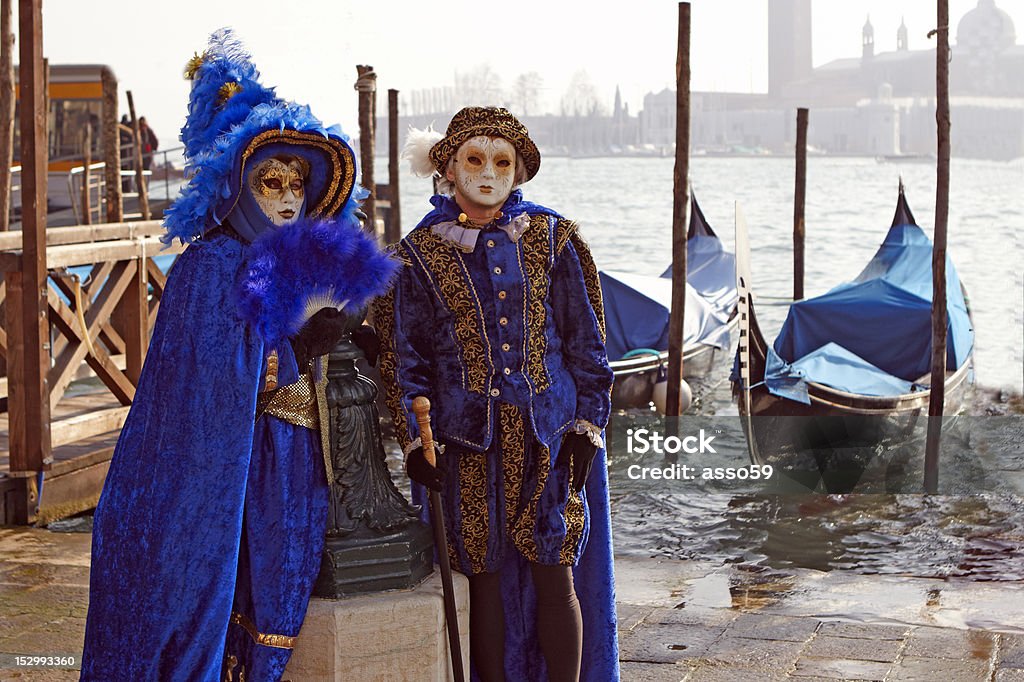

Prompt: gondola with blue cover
[732,183,974,487]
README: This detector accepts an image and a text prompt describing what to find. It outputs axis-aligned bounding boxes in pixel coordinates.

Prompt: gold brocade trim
[520,215,553,392]
[408,229,490,394]
[459,448,489,574]
[560,453,587,565]
[229,611,296,650]
[501,404,543,563]
[314,359,334,485]
[259,373,318,429]
[555,218,576,257]
[264,350,279,392]
[569,229,607,343]
[371,285,413,452]
[229,129,356,222]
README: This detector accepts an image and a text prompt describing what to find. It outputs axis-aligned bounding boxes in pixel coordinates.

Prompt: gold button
[487,240,495,248]
[499,317,508,326]
[504,368,511,375]
[502,343,510,351]
[498,291,507,300]
[494,267,502,275]
[490,388,500,397]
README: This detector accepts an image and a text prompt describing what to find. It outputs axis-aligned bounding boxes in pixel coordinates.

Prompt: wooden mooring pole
[386,88,401,244]
[8,0,51,481]
[127,90,150,220]
[924,0,951,494]
[666,1,691,417]
[356,65,377,237]
[0,0,14,231]
[81,123,92,224]
[101,66,122,223]
[793,108,808,301]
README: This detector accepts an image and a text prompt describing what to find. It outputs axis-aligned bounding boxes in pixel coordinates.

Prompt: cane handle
[411,396,437,467]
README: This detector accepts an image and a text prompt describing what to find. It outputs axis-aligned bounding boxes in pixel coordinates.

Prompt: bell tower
[897,17,909,51]
[863,16,875,60]
[768,0,813,97]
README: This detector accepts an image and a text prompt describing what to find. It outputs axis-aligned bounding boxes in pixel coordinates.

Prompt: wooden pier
[0,220,185,524]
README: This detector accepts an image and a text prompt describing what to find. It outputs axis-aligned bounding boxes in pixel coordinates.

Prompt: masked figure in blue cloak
[80,30,396,682]
[374,107,619,682]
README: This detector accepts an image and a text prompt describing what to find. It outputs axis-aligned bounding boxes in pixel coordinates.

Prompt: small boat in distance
[603,192,739,410]
[732,183,975,491]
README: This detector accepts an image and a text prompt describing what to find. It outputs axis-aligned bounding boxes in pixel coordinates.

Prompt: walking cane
[412,396,467,682]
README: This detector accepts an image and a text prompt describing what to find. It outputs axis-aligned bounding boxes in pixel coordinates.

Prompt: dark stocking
[530,563,583,682]
[468,571,505,682]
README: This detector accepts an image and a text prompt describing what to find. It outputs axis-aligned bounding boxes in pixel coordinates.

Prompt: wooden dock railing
[0,219,185,523]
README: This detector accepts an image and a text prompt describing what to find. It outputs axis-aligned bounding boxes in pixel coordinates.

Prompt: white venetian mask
[447,135,516,212]
[247,155,308,226]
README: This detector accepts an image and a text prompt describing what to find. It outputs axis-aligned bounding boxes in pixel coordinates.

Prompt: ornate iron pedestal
[314,313,433,597]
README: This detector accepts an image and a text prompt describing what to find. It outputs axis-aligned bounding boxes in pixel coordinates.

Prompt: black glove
[351,324,380,367]
[559,432,598,494]
[291,308,347,368]
[406,445,448,493]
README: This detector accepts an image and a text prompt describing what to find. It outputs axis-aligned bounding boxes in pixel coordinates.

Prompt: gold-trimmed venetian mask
[247,155,310,226]
[447,135,516,212]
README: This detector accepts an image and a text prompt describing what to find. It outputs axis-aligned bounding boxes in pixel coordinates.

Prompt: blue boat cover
[600,271,732,361]
[766,213,974,403]
[599,194,738,362]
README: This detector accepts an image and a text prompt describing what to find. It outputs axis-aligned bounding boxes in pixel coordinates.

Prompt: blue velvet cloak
[81,235,265,681]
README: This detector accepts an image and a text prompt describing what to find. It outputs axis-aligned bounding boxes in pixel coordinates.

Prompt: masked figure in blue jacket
[80,31,396,682]
[374,107,619,682]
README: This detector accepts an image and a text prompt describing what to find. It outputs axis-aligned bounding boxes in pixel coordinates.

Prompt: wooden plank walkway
[0,384,123,524]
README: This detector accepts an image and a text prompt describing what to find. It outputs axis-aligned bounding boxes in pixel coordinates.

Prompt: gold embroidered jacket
[374,206,613,454]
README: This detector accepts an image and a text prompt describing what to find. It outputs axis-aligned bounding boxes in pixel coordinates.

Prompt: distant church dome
[957,0,1016,52]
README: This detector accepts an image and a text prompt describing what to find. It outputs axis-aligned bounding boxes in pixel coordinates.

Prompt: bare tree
[511,71,543,116]
[454,65,504,108]
[560,70,606,118]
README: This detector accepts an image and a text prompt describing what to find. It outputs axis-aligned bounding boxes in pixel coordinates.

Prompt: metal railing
[64,145,186,224]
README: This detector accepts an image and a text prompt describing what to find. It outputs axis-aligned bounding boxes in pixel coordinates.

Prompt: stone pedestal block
[285,568,470,681]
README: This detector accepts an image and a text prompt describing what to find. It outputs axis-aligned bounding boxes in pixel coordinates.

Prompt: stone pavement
[3,526,1024,681]
[614,557,1024,681]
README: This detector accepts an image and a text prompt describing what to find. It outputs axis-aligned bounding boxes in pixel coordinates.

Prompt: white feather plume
[402,125,444,178]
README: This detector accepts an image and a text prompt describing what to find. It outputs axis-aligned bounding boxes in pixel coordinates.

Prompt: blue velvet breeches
[440,402,590,575]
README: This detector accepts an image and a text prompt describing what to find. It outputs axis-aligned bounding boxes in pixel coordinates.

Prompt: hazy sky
[40,0,1017,146]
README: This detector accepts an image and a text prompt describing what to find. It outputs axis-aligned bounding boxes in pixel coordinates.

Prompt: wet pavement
[3,526,1024,681]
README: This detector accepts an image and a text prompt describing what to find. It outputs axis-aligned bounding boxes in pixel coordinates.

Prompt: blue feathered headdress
[163,29,359,245]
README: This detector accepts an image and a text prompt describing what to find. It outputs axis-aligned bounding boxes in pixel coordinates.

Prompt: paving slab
[726,613,820,642]
[703,634,803,671]
[902,626,997,661]
[619,661,690,682]
[1000,634,1024,669]
[619,623,725,664]
[647,606,739,628]
[997,669,1024,682]
[619,603,656,632]
[815,621,910,640]
[801,634,902,662]
[683,662,791,681]
[889,656,993,681]
[788,657,891,680]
